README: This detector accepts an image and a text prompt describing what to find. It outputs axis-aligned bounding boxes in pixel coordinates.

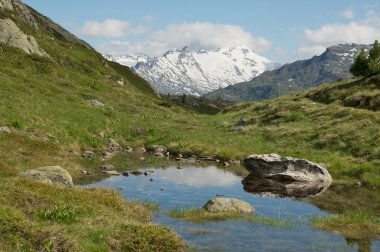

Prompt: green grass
[0,177,184,251]
[311,211,380,240]
[168,208,293,228]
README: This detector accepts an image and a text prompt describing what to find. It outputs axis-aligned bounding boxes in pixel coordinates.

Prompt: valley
[1,0,379,251]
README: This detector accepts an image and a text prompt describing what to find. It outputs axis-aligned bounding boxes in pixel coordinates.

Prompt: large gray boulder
[243,153,332,182]
[203,198,255,214]
[0,18,46,56]
[22,166,73,186]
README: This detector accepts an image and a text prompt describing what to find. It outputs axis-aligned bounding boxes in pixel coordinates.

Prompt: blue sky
[24,0,380,63]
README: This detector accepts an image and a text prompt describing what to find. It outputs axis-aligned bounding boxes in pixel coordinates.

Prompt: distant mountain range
[105,45,279,96]
[204,43,371,102]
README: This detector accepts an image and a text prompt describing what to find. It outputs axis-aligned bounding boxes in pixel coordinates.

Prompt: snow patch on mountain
[105,45,279,96]
[103,54,149,67]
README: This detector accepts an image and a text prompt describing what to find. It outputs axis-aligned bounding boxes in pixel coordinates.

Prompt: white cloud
[304,22,380,46]
[294,11,380,59]
[80,19,146,38]
[340,9,354,19]
[97,22,271,56]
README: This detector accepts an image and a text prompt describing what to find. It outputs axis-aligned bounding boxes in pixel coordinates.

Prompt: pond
[77,154,380,252]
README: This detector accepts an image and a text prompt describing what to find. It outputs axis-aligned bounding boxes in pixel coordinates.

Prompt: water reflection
[242,174,331,198]
[159,166,241,188]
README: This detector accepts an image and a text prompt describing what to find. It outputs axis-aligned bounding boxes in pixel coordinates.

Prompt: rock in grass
[0,126,11,133]
[243,153,332,183]
[203,198,255,214]
[22,166,73,186]
[86,99,105,107]
[81,150,95,158]
[99,164,116,171]
[228,126,245,132]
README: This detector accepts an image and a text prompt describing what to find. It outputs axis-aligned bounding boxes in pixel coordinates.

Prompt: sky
[23,0,380,63]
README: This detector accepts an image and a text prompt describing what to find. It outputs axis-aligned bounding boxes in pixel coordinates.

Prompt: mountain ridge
[204,43,371,101]
[105,45,279,96]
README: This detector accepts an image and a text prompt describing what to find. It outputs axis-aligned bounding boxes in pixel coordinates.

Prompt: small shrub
[10,119,22,128]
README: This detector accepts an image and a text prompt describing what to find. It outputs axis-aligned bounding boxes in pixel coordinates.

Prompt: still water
[78,155,380,251]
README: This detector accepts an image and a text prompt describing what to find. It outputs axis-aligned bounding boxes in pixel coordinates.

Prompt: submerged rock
[22,166,73,186]
[242,174,331,198]
[203,198,255,213]
[243,153,332,183]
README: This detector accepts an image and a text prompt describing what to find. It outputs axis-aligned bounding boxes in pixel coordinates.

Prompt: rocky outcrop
[22,166,73,186]
[0,0,13,10]
[0,18,47,56]
[243,153,332,182]
[203,198,255,213]
[242,174,331,198]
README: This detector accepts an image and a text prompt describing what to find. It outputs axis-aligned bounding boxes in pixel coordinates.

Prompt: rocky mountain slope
[107,45,279,96]
[205,43,371,101]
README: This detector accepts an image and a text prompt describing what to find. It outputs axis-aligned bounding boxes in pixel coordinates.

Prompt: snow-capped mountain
[105,45,279,96]
[104,54,149,67]
[205,43,372,102]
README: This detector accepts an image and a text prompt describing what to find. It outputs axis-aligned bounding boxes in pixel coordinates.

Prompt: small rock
[81,151,95,158]
[150,178,154,182]
[107,138,123,153]
[177,166,183,169]
[178,154,183,159]
[236,118,247,126]
[86,99,105,107]
[144,171,154,176]
[139,157,145,161]
[229,126,245,132]
[102,170,120,176]
[223,162,230,167]
[203,198,255,213]
[160,188,164,191]
[99,164,116,171]
[122,171,130,176]
[355,182,362,186]
[154,152,165,157]
[0,126,11,133]
[131,170,143,176]
[147,145,167,154]
[117,78,124,86]
[101,151,114,160]
[229,160,241,166]
[134,147,146,153]
[124,147,134,153]
[216,194,224,197]
[22,166,73,187]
